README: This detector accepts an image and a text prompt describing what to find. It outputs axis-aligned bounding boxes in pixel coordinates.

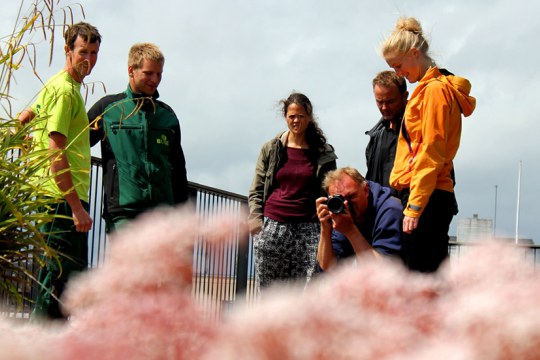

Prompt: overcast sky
[3,0,539,242]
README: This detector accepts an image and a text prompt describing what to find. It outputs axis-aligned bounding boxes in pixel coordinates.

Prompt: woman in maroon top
[248,93,337,292]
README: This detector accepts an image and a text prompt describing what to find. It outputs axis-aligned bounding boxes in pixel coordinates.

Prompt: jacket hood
[438,73,476,117]
[367,180,393,209]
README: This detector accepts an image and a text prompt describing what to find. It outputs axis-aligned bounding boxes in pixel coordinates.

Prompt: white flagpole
[515,161,522,245]
[493,184,497,238]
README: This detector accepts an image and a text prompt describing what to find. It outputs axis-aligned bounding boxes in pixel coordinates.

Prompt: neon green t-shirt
[31,70,90,203]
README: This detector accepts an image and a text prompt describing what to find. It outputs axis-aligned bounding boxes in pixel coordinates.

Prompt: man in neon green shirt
[20,22,101,320]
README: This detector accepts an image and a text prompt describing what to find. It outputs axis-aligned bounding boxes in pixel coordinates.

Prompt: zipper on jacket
[142,111,151,200]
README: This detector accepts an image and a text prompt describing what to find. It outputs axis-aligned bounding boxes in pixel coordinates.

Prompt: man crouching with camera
[316,167,404,271]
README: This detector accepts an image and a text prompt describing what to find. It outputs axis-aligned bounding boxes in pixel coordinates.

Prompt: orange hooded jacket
[389,66,476,218]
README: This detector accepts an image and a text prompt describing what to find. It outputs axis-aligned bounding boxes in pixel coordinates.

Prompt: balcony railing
[2,156,539,319]
[88,157,259,320]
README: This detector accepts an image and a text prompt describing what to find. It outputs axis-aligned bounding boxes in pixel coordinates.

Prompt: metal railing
[2,156,539,319]
[1,157,258,319]
[189,182,256,318]
[88,157,258,319]
[448,241,540,268]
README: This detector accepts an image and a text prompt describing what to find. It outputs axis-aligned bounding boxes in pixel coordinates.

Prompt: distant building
[456,214,533,244]
[457,214,493,242]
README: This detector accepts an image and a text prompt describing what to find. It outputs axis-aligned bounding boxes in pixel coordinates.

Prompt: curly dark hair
[279,92,328,150]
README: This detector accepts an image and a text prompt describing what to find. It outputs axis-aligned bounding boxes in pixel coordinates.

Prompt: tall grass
[0,0,85,309]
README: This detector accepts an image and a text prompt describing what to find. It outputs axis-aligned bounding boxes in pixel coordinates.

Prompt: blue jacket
[332,181,403,260]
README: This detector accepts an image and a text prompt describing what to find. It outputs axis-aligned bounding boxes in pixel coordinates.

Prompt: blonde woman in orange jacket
[380,17,476,272]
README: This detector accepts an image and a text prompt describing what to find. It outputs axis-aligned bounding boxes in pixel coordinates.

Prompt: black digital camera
[326,194,346,214]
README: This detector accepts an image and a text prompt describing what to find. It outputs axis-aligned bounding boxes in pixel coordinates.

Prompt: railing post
[235,230,250,301]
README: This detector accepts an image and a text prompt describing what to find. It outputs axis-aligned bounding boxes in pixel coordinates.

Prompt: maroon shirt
[264,147,318,223]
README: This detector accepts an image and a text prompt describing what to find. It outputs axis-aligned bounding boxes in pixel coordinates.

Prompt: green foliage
[0,1,85,310]
[0,118,61,307]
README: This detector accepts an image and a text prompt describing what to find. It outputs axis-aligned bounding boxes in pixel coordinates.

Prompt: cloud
[4,0,539,241]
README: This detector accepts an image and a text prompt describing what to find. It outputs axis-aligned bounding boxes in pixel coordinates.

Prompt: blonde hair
[380,17,430,59]
[128,43,164,69]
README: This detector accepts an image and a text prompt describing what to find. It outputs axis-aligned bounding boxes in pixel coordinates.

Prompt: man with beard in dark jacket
[365,71,407,190]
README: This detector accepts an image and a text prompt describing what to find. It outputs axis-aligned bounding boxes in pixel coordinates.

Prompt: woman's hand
[403,215,419,234]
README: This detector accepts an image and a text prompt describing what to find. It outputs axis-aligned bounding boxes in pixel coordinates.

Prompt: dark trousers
[401,189,457,273]
[104,212,139,234]
[31,201,89,320]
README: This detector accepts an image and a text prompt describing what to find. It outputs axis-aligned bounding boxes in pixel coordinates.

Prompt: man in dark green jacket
[88,43,188,232]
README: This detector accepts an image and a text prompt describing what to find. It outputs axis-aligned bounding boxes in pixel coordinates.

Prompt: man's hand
[317,197,357,236]
[18,108,35,126]
[329,201,356,236]
[316,196,335,234]
[316,197,331,222]
[72,206,93,233]
[403,215,419,234]
[49,132,93,233]
[316,196,336,270]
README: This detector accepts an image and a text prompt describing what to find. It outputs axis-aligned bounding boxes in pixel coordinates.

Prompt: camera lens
[327,195,345,213]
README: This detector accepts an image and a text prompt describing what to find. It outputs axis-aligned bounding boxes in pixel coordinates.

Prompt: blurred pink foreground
[2,208,540,360]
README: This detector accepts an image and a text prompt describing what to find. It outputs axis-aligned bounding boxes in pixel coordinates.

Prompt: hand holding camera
[326,194,346,214]
[316,194,349,226]
[317,194,358,236]
[317,194,348,219]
